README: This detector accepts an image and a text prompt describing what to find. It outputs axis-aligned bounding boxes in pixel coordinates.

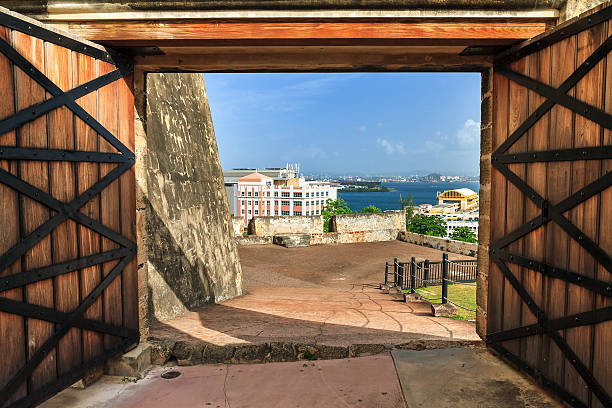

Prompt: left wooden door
[0,8,138,408]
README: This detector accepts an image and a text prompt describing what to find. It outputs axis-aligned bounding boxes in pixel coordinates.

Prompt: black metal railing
[384,253,477,308]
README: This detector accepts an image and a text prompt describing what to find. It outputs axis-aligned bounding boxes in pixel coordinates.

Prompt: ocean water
[338,181,480,212]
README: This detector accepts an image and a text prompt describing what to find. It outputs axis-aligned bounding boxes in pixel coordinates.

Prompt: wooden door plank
[487,72,509,335]
[591,20,612,408]
[542,33,576,391]
[12,30,57,392]
[45,40,82,378]
[117,73,138,332]
[503,55,529,357]
[0,26,27,404]
[564,21,607,404]
[74,52,104,369]
[521,45,550,373]
[98,61,123,349]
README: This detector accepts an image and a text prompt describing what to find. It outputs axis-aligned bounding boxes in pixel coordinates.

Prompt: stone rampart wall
[248,215,323,236]
[140,73,244,324]
[330,211,406,234]
[398,231,477,257]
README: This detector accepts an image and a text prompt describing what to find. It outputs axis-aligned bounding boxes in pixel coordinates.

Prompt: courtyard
[41,241,560,407]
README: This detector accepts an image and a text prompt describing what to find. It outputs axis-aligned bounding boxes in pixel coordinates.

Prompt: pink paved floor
[150,284,479,347]
[42,355,405,408]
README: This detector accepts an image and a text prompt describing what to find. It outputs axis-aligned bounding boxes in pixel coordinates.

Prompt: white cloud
[356,125,367,132]
[457,119,480,146]
[377,138,406,155]
[377,122,384,128]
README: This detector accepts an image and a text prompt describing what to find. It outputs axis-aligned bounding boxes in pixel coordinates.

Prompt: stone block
[404,292,422,302]
[348,343,389,357]
[295,344,348,360]
[273,234,311,248]
[149,338,176,365]
[233,344,271,363]
[269,342,297,362]
[431,302,459,317]
[105,343,152,377]
[172,341,204,365]
[481,94,492,126]
[202,344,235,363]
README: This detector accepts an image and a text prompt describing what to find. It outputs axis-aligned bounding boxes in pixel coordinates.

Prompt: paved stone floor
[42,355,405,408]
[149,241,479,361]
[150,284,479,349]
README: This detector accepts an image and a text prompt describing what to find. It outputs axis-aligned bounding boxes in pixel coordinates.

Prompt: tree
[360,205,382,213]
[408,214,447,237]
[398,194,415,225]
[450,226,477,243]
[322,198,352,232]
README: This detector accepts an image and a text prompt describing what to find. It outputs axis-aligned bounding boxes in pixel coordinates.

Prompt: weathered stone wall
[248,215,324,236]
[476,68,493,340]
[139,73,244,324]
[560,0,607,21]
[236,235,272,246]
[330,211,406,233]
[232,216,245,237]
[398,231,478,257]
[310,232,340,245]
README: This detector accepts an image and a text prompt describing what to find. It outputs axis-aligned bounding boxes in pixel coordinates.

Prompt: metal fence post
[384,262,389,285]
[424,259,429,287]
[399,262,404,289]
[410,257,416,293]
[442,253,448,304]
[394,257,398,287]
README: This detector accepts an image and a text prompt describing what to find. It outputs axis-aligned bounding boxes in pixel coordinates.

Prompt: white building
[228,170,338,228]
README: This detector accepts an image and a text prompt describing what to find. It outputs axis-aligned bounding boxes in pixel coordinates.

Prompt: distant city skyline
[204,73,481,176]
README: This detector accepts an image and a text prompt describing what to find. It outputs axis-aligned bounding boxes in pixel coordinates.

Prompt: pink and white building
[233,172,338,228]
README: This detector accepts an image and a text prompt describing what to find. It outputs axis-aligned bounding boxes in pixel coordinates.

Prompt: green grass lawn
[412,283,476,321]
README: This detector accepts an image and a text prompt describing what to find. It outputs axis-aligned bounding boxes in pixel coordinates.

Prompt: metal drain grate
[161,371,181,379]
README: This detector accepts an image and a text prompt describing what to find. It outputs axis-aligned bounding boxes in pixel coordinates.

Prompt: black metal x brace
[491,162,612,272]
[494,249,612,297]
[0,162,134,273]
[493,35,612,157]
[0,254,136,404]
[491,257,612,407]
[0,37,134,159]
[487,305,612,343]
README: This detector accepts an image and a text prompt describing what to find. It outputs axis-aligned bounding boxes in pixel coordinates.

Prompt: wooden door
[488,4,612,407]
[0,8,138,408]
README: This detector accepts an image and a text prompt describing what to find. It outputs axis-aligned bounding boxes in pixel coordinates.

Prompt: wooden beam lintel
[135,52,493,72]
[60,20,550,44]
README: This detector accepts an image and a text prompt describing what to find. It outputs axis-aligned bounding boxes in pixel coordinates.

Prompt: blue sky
[203,73,481,176]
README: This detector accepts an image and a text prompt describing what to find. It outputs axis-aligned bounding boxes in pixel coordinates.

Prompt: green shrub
[322,198,352,232]
[450,226,477,243]
[408,214,447,237]
[360,205,382,213]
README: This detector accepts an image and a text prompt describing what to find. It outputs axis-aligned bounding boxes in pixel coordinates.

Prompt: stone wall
[138,73,244,325]
[248,215,323,236]
[330,211,405,233]
[232,216,245,237]
[398,231,478,257]
[329,211,406,243]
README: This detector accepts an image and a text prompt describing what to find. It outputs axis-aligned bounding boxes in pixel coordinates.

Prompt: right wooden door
[488,4,612,407]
